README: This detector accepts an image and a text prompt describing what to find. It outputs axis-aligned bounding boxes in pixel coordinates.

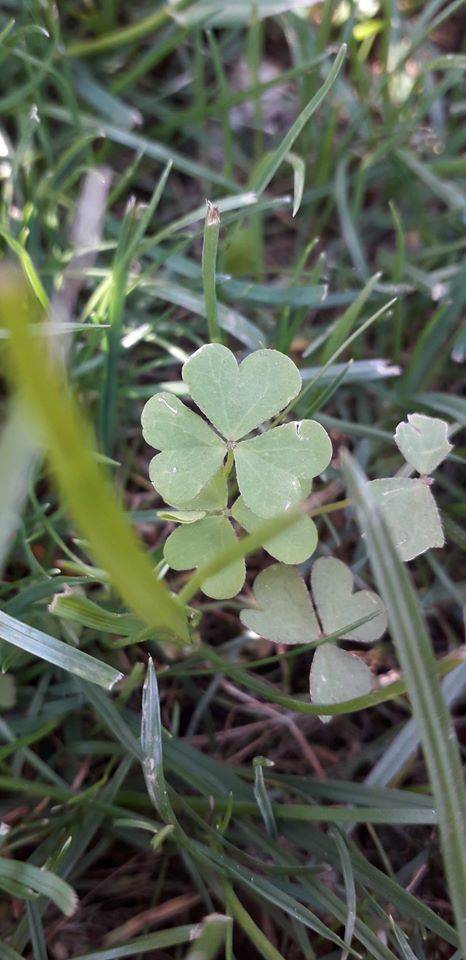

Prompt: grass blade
[252,45,346,195]
[341,451,466,956]
[0,611,123,690]
[69,925,197,960]
[320,272,381,363]
[0,404,38,573]
[0,859,77,918]
[202,201,222,343]
[0,270,188,643]
[141,659,175,823]
[184,914,231,960]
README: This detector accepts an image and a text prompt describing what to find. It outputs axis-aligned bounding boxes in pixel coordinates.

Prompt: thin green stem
[202,201,222,344]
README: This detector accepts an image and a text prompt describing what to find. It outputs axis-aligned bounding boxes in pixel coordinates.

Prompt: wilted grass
[0,2,465,959]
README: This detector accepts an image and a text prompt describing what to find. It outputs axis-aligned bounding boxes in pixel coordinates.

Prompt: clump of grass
[0,3,465,959]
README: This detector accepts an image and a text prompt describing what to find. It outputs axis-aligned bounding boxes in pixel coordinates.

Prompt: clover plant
[141,346,452,712]
[141,343,332,599]
[369,412,452,561]
[241,558,387,721]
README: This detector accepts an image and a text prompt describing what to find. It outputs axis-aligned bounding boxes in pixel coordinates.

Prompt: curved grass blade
[203,645,461,717]
[0,859,77,918]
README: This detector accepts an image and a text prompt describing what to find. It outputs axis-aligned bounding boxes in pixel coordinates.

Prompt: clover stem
[309,497,351,518]
[223,450,234,479]
[202,200,222,344]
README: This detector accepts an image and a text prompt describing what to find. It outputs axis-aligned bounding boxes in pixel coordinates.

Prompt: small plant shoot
[369,412,452,561]
[241,558,387,721]
[142,344,332,597]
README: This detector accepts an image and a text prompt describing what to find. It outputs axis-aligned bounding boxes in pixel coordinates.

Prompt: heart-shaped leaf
[169,470,228,512]
[369,477,444,561]
[394,413,452,475]
[311,557,387,643]
[231,494,317,564]
[163,516,245,599]
[141,392,226,504]
[240,565,320,644]
[182,343,302,441]
[309,644,372,723]
[234,420,332,517]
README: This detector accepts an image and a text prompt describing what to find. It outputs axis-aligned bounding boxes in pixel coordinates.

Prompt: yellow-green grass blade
[0,270,188,643]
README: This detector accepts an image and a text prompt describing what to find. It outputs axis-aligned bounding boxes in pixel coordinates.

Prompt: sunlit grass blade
[0,270,188,642]
[341,451,466,957]
[0,610,123,690]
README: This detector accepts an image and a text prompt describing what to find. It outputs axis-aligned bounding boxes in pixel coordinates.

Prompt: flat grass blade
[0,611,123,690]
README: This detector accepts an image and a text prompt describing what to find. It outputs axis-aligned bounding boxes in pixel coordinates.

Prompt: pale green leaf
[311,557,387,643]
[231,495,317,564]
[169,471,228,512]
[234,420,332,517]
[141,392,226,503]
[164,516,245,599]
[309,644,372,724]
[394,413,453,475]
[182,343,302,441]
[369,478,444,561]
[240,565,320,644]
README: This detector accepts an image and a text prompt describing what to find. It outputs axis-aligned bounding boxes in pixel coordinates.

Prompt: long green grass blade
[0,611,123,690]
[341,451,466,956]
[252,45,346,195]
